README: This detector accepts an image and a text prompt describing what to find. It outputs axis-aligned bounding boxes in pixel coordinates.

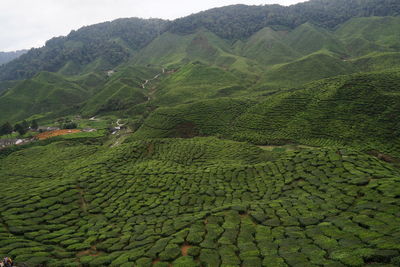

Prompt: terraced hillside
[133,69,400,158]
[1,137,400,266]
[0,72,91,124]
[0,65,162,125]
[233,70,400,155]
[2,15,400,125]
[1,1,400,266]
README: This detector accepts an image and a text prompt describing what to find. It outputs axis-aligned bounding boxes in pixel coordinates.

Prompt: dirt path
[258,144,316,151]
[76,186,88,213]
[111,128,133,148]
[0,215,10,233]
[76,245,102,258]
[116,119,124,127]
[141,68,165,101]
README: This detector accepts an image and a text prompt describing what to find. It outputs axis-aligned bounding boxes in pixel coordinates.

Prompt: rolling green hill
[0,72,90,124]
[133,69,400,158]
[284,23,347,56]
[233,70,400,156]
[134,30,235,67]
[351,52,400,72]
[256,51,355,88]
[234,27,301,66]
[336,16,400,56]
[152,63,251,106]
[134,29,262,76]
[131,98,255,140]
[134,32,192,66]
[80,65,160,116]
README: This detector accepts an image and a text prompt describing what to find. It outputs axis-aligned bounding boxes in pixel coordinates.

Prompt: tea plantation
[1,3,400,266]
[1,137,400,266]
[134,69,400,158]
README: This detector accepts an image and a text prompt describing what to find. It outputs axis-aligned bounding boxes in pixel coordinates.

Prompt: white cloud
[0,0,306,51]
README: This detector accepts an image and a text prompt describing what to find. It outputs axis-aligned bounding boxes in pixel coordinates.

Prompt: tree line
[168,0,400,40]
[0,120,38,137]
[0,18,167,81]
[0,0,399,82]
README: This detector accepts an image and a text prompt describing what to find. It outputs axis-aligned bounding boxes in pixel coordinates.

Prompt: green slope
[1,137,400,266]
[284,23,347,56]
[134,29,263,75]
[131,98,254,140]
[3,16,400,126]
[80,65,160,116]
[0,64,163,124]
[134,32,193,66]
[257,51,355,89]
[336,16,400,56]
[0,80,20,96]
[70,72,108,95]
[351,52,400,72]
[134,69,400,158]
[153,62,250,106]
[234,70,400,156]
[0,72,90,124]
[234,27,302,66]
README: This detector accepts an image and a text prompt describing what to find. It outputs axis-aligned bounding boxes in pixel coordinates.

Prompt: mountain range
[0,49,27,65]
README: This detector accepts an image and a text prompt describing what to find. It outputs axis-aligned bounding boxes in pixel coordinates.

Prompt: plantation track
[76,186,88,213]
[142,68,165,101]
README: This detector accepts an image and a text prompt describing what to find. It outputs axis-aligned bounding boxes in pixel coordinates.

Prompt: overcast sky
[0,0,306,52]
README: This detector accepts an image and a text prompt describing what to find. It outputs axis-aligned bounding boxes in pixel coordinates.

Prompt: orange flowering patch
[36,129,81,140]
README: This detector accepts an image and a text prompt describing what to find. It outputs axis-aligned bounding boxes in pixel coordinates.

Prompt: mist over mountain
[0,49,27,65]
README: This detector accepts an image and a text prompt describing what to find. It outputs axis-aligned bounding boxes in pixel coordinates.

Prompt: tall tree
[14,123,28,136]
[31,120,38,130]
[0,122,13,136]
[21,120,29,130]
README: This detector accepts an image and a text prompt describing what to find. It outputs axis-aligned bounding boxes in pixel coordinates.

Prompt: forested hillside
[1,0,400,266]
[0,18,167,81]
[168,0,400,39]
[1,0,400,82]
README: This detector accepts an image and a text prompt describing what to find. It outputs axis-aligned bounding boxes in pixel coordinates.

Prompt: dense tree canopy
[0,122,13,136]
[0,18,167,81]
[0,0,399,82]
[169,0,400,40]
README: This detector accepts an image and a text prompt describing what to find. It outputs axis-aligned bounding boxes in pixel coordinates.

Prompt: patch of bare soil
[174,122,199,138]
[181,243,192,256]
[76,245,101,257]
[36,129,81,140]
